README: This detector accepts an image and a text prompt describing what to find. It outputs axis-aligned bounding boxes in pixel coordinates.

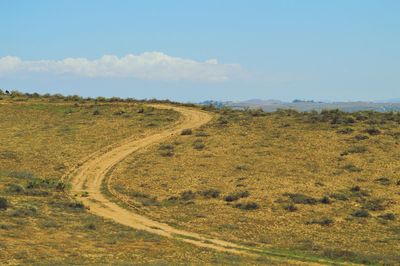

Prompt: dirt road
[68,105,255,254]
[67,105,347,264]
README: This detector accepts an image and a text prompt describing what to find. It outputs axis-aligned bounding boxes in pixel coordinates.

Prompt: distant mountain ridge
[200,99,400,112]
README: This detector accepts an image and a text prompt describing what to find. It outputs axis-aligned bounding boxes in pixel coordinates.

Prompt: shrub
[224,191,250,202]
[337,128,354,134]
[199,189,220,199]
[320,196,332,204]
[68,201,85,209]
[180,190,196,201]
[284,204,298,212]
[193,140,205,150]
[6,183,25,194]
[284,193,318,205]
[363,199,386,211]
[329,193,349,201]
[306,218,334,226]
[85,223,96,230]
[364,127,381,135]
[8,171,35,179]
[341,146,367,156]
[159,144,174,157]
[195,131,209,137]
[236,164,249,171]
[26,178,67,191]
[378,213,396,221]
[181,129,192,135]
[351,209,370,218]
[159,144,174,150]
[343,164,362,172]
[354,135,369,141]
[0,151,18,160]
[10,204,38,217]
[234,202,259,210]
[0,197,9,210]
[374,177,391,186]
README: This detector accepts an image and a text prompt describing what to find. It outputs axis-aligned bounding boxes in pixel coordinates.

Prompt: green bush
[193,140,205,150]
[0,197,9,210]
[354,135,369,141]
[180,190,196,201]
[8,171,36,179]
[159,143,174,157]
[374,177,391,186]
[320,196,332,204]
[224,191,250,202]
[337,128,354,134]
[306,218,334,226]
[199,189,220,199]
[234,202,259,210]
[283,204,298,212]
[195,131,209,137]
[329,192,349,201]
[6,183,25,194]
[68,201,85,210]
[363,199,386,211]
[284,193,318,205]
[341,146,367,156]
[378,213,396,221]
[181,129,192,135]
[351,209,370,218]
[85,223,97,230]
[10,204,38,217]
[343,164,362,172]
[364,127,381,135]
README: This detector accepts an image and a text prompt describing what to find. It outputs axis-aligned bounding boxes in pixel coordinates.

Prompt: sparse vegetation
[234,202,259,210]
[224,191,250,202]
[2,93,400,264]
[199,189,220,198]
[284,193,318,205]
[306,218,334,226]
[351,209,370,218]
[181,128,193,135]
[0,197,9,210]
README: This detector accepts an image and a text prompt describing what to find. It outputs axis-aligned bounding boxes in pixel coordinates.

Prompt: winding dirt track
[67,105,347,265]
[69,105,254,254]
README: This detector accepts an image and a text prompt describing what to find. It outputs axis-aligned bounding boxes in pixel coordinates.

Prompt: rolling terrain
[0,93,399,265]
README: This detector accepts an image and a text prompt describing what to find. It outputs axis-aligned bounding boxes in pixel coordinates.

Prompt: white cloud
[0,52,242,81]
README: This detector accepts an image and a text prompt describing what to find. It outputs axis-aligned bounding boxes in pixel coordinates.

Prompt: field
[110,108,400,265]
[1,94,400,265]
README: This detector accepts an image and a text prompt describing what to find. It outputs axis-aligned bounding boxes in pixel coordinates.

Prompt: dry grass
[1,99,271,264]
[110,108,400,264]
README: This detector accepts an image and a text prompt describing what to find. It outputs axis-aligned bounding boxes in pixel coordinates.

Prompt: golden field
[0,97,269,265]
[110,107,400,265]
[1,93,399,265]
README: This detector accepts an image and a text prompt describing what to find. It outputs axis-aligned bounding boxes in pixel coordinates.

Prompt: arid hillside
[110,107,400,265]
[1,93,399,265]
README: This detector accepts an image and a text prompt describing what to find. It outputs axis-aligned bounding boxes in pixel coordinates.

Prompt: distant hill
[201,99,400,112]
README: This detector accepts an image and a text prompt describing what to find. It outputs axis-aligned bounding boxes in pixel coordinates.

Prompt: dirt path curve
[67,105,346,265]
[69,105,255,254]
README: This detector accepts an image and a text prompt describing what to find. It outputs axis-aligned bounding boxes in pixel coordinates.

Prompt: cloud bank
[0,52,242,81]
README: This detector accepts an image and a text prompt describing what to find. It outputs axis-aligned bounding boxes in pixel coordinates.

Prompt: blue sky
[0,0,399,102]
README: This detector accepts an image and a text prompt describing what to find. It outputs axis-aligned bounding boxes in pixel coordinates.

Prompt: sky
[0,0,399,102]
